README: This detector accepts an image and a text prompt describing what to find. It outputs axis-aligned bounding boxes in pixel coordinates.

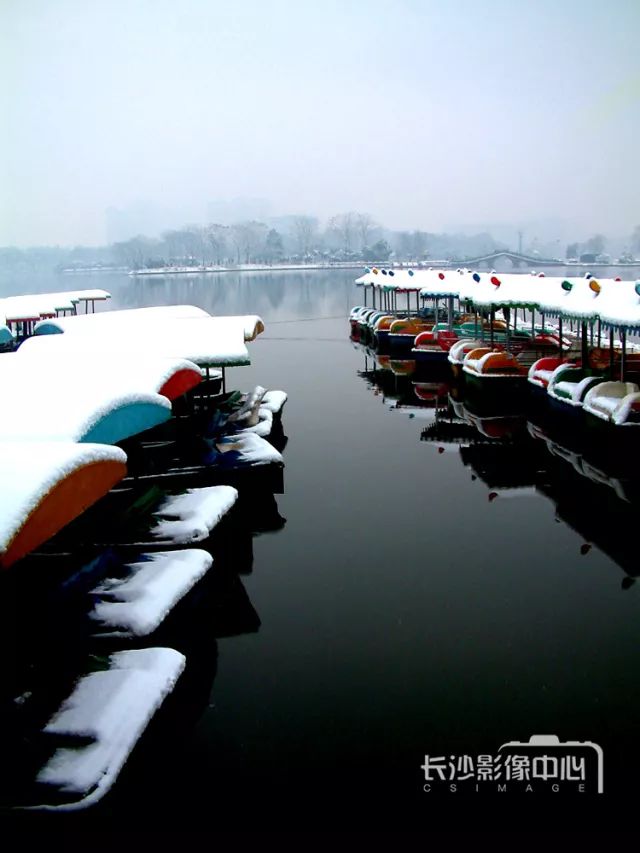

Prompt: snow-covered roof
[595,279,640,330]
[35,308,264,342]
[0,441,127,567]
[10,346,202,400]
[418,268,471,298]
[464,272,563,310]
[33,315,252,367]
[0,290,110,321]
[0,368,172,443]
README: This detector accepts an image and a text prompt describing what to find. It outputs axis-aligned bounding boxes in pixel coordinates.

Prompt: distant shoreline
[54,259,640,277]
[126,260,640,277]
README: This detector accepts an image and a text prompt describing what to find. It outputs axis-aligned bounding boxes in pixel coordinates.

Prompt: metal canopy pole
[581,322,589,367]
[490,309,495,348]
[407,291,411,318]
[448,296,453,331]
[558,316,563,354]
[609,328,615,373]
[621,328,627,382]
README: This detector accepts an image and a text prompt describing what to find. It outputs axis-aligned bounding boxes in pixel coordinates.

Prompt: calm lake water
[2,267,639,833]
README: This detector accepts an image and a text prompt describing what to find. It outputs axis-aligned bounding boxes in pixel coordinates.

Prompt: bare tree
[112,235,158,270]
[328,212,357,253]
[630,225,640,255]
[354,213,376,250]
[230,221,268,263]
[205,223,229,265]
[292,215,318,257]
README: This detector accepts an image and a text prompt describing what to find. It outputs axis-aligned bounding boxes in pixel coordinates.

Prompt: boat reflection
[418,385,640,588]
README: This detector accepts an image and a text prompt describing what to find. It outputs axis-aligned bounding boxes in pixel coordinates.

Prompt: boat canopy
[354,267,640,329]
[34,304,209,333]
[35,308,265,342]
[32,316,255,366]
[594,279,640,331]
[0,290,111,322]
[10,347,203,400]
[0,368,172,443]
[0,441,127,568]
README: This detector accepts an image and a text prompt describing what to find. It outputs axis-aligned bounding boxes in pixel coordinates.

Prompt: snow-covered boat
[412,327,458,364]
[582,381,640,427]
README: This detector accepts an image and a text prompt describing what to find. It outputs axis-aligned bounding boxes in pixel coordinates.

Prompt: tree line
[1,216,639,274]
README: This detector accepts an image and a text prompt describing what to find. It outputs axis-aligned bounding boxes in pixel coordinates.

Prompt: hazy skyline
[2,0,639,246]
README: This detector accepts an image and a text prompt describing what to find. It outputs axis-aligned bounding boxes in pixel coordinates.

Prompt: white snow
[583,381,640,425]
[36,309,264,341]
[89,549,213,637]
[233,407,274,437]
[35,305,209,332]
[0,290,111,322]
[216,431,284,466]
[260,390,288,415]
[148,485,238,544]
[0,441,127,563]
[34,315,252,368]
[0,380,171,443]
[33,647,185,810]
[4,348,201,398]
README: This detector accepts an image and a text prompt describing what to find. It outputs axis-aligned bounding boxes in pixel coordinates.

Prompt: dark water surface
[3,269,639,833]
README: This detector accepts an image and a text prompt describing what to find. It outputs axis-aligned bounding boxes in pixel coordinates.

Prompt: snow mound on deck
[89,549,213,637]
[33,647,185,810]
[261,390,288,415]
[216,432,284,467]
[148,485,238,544]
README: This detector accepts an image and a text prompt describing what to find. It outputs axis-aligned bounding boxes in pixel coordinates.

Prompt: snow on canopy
[0,368,171,443]
[418,268,472,298]
[0,290,110,321]
[355,269,640,328]
[580,278,640,330]
[33,647,185,810]
[35,307,265,342]
[10,346,202,400]
[354,269,378,286]
[34,304,208,332]
[89,549,213,637]
[0,442,127,567]
[464,273,564,310]
[32,315,252,367]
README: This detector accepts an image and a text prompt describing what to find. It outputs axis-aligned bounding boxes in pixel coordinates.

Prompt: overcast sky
[1,0,638,246]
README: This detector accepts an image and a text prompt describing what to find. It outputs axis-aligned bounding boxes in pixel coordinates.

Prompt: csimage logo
[421,735,604,794]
